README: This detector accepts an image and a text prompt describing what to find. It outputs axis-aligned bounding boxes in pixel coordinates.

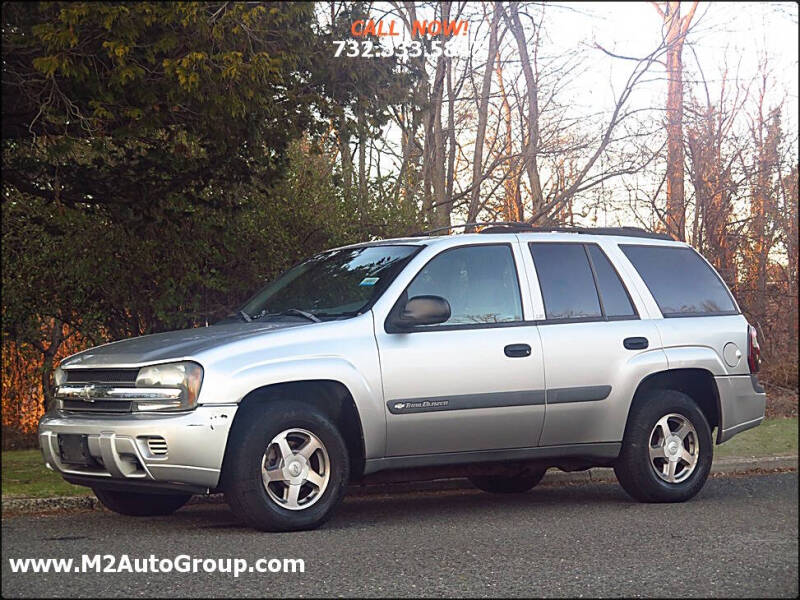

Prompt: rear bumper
[38,405,237,493]
[715,375,766,443]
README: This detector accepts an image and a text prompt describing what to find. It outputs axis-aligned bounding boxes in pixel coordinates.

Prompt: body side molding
[387,389,545,414]
[546,385,612,404]
[387,385,612,414]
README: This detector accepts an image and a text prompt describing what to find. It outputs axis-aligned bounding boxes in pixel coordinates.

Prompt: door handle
[623,337,649,350]
[504,344,531,358]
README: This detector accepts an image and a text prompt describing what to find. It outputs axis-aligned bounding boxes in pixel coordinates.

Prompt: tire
[614,389,713,503]
[93,489,191,516]
[223,401,350,532]
[469,468,547,494]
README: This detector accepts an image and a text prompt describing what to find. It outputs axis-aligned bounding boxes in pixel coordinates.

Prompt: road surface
[2,472,797,597]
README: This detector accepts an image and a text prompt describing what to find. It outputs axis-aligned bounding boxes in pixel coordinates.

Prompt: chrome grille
[58,369,139,413]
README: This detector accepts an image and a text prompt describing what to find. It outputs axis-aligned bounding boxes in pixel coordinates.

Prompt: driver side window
[405,244,523,327]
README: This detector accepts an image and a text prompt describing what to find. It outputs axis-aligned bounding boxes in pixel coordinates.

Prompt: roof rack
[488,225,674,240]
[413,222,673,241]
[412,221,527,236]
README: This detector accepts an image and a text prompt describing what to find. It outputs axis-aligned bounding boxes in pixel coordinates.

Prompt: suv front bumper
[716,375,766,443]
[38,405,237,493]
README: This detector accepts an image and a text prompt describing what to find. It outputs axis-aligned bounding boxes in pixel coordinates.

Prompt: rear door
[526,241,664,446]
[375,241,547,456]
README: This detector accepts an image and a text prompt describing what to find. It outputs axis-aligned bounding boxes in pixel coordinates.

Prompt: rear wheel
[614,390,712,502]
[223,401,349,532]
[93,489,191,516]
[469,468,547,494]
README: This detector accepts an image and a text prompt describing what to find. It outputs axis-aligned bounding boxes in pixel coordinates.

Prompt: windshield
[238,245,419,321]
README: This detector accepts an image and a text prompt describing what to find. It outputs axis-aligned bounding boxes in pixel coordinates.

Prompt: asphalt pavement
[2,472,797,598]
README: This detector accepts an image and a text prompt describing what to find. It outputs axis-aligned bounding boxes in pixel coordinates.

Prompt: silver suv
[39,225,766,531]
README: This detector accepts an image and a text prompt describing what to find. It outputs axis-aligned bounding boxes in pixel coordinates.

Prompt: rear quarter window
[620,245,737,317]
[585,244,636,318]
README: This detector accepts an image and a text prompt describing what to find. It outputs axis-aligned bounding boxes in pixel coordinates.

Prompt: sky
[542,1,799,227]
[557,1,798,118]
[370,1,798,115]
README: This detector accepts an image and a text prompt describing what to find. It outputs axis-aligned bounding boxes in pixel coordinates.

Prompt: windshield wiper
[250,308,322,323]
[314,311,359,319]
[278,308,321,323]
[238,309,252,322]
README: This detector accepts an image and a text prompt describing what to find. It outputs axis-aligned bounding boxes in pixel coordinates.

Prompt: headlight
[54,365,67,387]
[134,361,203,412]
[52,366,67,410]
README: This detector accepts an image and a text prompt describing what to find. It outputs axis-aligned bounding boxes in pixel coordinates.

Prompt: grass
[2,449,92,499]
[715,417,798,458]
[1,418,796,500]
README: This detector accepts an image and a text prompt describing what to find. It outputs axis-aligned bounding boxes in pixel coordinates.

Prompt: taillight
[747,325,761,373]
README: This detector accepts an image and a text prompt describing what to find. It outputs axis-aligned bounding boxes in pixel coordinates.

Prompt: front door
[375,242,546,457]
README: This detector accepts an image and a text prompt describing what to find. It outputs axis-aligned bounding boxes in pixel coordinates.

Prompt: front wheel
[223,401,350,532]
[469,468,547,494]
[93,489,191,516]
[614,390,713,503]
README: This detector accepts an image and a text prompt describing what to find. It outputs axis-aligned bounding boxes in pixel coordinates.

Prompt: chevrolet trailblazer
[39,224,766,531]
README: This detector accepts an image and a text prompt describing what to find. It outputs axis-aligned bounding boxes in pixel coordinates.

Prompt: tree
[652,1,698,240]
[505,1,543,215]
[1,2,415,416]
[3,2,328,218]
[684,59,748,284]
[313,2,413,228]
[466,3,503,225]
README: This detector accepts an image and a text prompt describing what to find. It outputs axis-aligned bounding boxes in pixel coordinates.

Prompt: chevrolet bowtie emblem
[80,384,96,402]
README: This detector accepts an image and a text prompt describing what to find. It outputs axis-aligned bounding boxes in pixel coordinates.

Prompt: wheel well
[629,368,720,433]
[222,380,366,484]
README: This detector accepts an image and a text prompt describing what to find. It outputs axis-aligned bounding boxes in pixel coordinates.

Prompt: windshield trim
[234,244,425,322]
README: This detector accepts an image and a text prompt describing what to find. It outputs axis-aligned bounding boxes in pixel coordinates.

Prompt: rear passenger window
[586,245,636,318]
[620,245,737,317]
[530,243,638,322]
[529,243,602,320]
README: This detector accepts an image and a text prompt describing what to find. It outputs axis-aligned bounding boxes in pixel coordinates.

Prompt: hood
[61,321,307,368]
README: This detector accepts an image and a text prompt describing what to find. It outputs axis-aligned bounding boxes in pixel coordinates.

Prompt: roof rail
[413,222,673,240]
[486,225,674,240]
[412,221,531,236]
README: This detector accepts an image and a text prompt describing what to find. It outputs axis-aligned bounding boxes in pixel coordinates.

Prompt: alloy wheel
[261,428,330,511]
[648,413,699,484]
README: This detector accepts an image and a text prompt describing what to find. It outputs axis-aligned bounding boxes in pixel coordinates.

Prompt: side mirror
[391,295,451,330]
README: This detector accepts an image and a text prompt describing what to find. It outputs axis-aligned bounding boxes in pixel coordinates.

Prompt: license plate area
[58,434,96,467]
